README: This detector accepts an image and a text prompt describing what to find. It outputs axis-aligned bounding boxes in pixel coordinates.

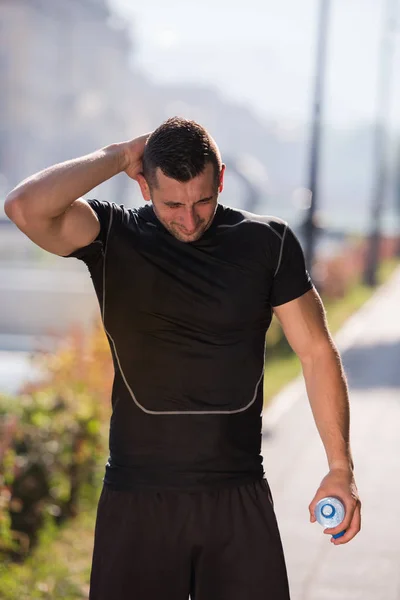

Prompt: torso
[81,202,288,490]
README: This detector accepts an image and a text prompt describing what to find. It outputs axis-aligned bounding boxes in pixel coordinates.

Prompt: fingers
[330,501,361,545]
[323,496,359,538]
[308,494,318,523]
[309,491,362,544]
[309,471,362,544]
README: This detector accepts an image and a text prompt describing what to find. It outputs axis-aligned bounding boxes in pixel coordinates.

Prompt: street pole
[363,0,398,286]
[303,0,331,274]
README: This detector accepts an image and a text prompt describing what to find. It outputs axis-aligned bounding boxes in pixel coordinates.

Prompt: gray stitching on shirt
[102,204,114,323]
[217,222,247,229]
[217,219,283,240]
[104,323,265,415]
[274,223,288,278]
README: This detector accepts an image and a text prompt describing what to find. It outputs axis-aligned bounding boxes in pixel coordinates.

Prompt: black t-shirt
[65,200,313,490]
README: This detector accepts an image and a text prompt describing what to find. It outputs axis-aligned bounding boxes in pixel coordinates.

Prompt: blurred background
[1,0,400,599]
[1,0,400,356]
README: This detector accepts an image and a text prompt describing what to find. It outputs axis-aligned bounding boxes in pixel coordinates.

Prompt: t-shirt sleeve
[62,199,112,262]
[269,223,314,307]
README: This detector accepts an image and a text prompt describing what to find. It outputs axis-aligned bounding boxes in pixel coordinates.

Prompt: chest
[104,226,274,333]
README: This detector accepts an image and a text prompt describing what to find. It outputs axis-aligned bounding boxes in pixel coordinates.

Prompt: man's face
[149,163,225,243]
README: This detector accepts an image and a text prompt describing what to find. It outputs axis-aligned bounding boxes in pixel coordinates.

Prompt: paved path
[262,266,400,600]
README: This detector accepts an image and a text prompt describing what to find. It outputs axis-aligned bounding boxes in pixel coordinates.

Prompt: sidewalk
[262,265,400,600]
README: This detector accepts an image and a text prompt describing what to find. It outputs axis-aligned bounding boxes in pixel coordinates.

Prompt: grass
[1,257,399,599]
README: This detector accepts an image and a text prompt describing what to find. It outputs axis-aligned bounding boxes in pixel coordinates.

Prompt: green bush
[0,513,86,600]
[0,323,113,561]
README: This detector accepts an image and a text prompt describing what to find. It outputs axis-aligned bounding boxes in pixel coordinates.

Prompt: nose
[181,208,199,233]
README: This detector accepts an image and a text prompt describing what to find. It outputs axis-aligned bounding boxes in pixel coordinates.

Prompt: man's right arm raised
[4,135,148,256]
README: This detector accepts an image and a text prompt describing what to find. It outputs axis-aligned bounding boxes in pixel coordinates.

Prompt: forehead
[153,163,216,201]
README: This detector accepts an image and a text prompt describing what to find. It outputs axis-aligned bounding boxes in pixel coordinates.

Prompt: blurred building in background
[0,0,282,215]
[0,0,141,346]
[0,0,142,205]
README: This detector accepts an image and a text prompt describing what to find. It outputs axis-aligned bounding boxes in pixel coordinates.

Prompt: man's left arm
[273,287,361,545]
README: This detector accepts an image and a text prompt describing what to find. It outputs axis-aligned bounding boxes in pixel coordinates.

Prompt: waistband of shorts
[103,463,265,493]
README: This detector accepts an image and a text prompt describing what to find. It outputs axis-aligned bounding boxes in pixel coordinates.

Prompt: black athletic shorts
[89,478,291,599]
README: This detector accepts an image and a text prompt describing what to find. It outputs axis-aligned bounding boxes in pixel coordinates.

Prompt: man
[5,117,361,599]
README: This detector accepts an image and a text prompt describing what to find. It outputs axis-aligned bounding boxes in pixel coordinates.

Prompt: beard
[153,205,217,243]
[164,220,209,242]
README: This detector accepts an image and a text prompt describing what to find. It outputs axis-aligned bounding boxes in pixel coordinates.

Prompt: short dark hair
[142,117,222,189]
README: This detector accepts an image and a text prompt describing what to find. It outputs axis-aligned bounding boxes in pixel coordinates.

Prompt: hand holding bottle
[309,467,361,545]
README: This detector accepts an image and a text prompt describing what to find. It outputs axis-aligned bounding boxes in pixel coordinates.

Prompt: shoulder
[87,200,149,232]
[106,203,159,244]
[83,200,147,248]
[217,205,288,241]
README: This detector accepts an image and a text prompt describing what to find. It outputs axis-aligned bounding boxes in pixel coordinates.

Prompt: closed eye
[163,196,213,208]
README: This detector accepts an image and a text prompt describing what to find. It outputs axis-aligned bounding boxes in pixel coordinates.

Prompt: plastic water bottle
[315,497,346,539]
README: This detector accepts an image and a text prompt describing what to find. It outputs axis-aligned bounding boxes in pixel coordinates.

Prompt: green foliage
[0,323,113,560]
[0,515,86,599]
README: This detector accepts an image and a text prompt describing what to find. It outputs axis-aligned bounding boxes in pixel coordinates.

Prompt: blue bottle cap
[315,497,346,539]
[320,503,336,519]
[332,530,346,539]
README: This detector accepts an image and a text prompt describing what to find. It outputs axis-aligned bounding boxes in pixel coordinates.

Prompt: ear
[218,164,226,193]
[136,173,151,202]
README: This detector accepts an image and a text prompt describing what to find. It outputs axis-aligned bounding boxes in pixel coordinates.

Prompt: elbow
[4,192,19,220]
[4,192,28,228]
